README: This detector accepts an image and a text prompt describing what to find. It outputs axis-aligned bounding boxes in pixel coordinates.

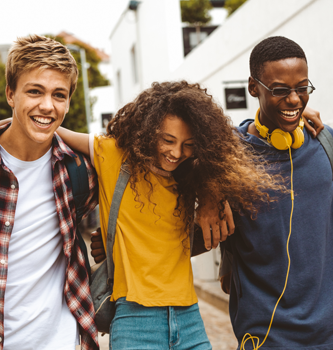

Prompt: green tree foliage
[53,35,110,133]
[0,36,110,133]
[224,0,247,17]
[180,0,212,25]
[180,0,213,46]
[0,60,12,120]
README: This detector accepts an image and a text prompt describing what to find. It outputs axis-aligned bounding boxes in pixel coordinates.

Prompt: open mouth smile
[31,116,54,126]
[164,155,181,164]
[279,109,300,120]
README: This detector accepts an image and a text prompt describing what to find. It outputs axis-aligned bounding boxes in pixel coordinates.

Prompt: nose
[285,90,301,105]
[39,94,54,113]
[170,144,182,159]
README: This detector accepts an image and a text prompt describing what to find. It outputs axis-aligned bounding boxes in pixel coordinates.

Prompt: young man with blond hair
[0,35,99,350]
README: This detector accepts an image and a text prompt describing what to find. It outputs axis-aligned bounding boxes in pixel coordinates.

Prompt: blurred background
[1,0,332,348]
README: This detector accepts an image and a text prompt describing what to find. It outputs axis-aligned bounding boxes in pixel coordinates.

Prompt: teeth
[166,157,178,163]
[280,109,299,118]
[32,116,53,125]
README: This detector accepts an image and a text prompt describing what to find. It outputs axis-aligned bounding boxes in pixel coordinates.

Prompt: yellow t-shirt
[93,136,198,306]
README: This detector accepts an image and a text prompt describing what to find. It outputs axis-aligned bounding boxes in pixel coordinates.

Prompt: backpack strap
[317,128,333,180]
[106,163,131,284]
[64,152,91,277]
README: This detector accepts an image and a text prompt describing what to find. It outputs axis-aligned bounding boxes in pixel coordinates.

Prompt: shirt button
[0,260,5,265]
[5,222,10,227]
[11,184,15,189]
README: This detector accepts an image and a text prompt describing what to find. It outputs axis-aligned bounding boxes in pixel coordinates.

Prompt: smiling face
[249,57,309,134]
[156,114,194,172]
[6,67,71,151]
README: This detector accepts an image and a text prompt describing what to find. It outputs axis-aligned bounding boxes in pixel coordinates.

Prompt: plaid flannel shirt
[0,124,99,350]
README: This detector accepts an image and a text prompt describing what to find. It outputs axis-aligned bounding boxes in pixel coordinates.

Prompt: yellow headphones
[254,108,304,150]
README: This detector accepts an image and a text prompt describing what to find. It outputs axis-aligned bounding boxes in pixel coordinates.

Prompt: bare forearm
[0,118,12,126]
[56,127,90,156]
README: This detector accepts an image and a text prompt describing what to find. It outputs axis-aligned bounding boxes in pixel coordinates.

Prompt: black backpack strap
[317,128,333,180]
[64,152,91,277]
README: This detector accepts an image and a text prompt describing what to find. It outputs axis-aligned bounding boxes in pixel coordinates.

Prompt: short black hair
[250,36,307,79]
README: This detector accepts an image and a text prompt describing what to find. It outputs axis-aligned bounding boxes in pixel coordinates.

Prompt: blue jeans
[110,298,212,350]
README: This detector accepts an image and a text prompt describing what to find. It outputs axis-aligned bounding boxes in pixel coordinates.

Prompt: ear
[5,85,15,109]
[248,77,259,98]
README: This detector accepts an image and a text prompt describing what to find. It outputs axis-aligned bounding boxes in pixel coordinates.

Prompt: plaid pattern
[0,124,99,350]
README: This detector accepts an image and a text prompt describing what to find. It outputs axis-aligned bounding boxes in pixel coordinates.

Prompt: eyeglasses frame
[254,78,315,97]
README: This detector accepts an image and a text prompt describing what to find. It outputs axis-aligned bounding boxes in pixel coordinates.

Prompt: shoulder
[94,135,118,153]
[93,135,124,173]
[236,119,253,137]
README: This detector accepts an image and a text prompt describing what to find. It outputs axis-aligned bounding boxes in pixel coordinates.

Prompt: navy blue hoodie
[228,120,333,349]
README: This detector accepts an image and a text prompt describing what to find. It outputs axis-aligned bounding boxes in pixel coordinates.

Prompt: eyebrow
[271,78,309,87]
[24,83,69,93]
[162,132,194,141]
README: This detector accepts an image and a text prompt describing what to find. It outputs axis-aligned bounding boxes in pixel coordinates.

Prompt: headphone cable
[240,146,294,350]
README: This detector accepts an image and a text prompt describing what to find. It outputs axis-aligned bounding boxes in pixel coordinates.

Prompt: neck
[0,125,52,161]
[149,164,172,177]
[248,122,261,138]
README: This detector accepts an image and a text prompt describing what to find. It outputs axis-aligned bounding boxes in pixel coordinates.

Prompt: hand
[0,118,12,127]
[90,228,106,263]
[196,200,235,250]
[302,106,323,138]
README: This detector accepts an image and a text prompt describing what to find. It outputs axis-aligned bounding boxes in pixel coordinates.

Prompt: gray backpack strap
[317,128,333,180]
[106,163,130,284]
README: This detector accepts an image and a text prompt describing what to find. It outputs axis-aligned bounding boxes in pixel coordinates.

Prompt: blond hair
[6,35,78,96]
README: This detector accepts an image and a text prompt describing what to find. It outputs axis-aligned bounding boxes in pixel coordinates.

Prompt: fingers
[91,227,101,237]
[211,222,221,249]
[316,123,324,136]
[91,235,102,242]
[201,221,212,251]
[90,227,106,263]
[303,118,317,138]
[91,241,103,249]
[220,220,228,242]
[302,106,323,138]
[197,200,235,249]
[93,254,105,264]
[91,248,105,257]
[224,201,235,236]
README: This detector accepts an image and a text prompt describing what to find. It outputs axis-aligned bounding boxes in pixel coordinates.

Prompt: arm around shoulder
[56,126,90,156]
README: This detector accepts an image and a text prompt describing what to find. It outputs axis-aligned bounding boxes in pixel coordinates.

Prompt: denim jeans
[110,297,212,350]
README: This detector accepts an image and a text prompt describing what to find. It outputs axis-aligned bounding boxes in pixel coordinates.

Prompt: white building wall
[110,0,184,109]
[111,0,333,126]
[170,0,333,126]
[111,10,139,108]
[109,0,333,280]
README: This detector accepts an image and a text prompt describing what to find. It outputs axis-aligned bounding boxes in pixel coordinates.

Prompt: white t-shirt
[0,146,79,350]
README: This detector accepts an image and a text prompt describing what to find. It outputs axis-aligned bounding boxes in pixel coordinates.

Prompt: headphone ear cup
[291,127,304,149]
[270,129,292,150]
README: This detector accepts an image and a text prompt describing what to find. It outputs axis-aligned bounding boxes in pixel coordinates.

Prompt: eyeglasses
[254,78,316,97]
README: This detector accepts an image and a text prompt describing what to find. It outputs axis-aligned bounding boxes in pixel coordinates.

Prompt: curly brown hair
[106,81,282,231]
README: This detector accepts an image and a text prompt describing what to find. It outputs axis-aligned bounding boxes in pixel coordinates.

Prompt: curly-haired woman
[56,81,296,349]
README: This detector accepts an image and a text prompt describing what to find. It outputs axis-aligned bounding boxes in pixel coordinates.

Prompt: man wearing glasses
[223,36,333,349]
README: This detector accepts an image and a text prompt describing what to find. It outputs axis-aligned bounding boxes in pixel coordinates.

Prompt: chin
[163,164,178,172]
